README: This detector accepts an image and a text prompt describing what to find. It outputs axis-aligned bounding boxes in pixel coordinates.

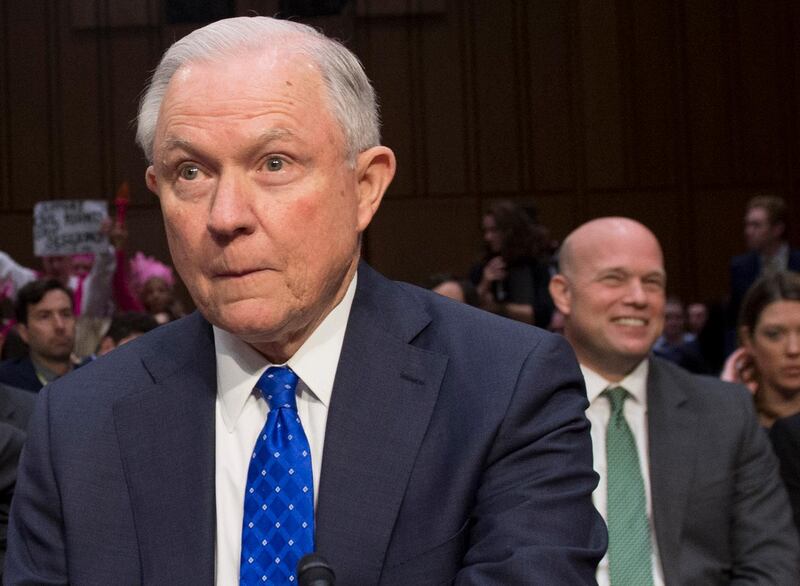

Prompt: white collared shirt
[213,274,357,585]
[582,359,665,586]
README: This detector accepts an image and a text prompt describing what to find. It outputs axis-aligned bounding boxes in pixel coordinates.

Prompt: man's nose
[624,279,648,306]
[207,172,257,239]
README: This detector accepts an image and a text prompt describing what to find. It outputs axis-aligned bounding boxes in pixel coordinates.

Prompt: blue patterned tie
[240,366,315,585]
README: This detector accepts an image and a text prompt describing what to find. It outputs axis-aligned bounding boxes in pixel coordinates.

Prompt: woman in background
[469,200,553,327]
[722,270,800,532]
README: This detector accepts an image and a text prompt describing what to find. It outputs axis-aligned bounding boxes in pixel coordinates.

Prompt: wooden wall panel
[59,13,104,200]
[734,0,785,186]
[359,20,416,197]
[629,0,678,187]
[1,0,799,306]
[366,196,479,284]
[6,1,52,210]
[577,0,627,190]
[683,0,733,187]
[419,9,468,195]
[525,0,575,191]
[471,0,521,194]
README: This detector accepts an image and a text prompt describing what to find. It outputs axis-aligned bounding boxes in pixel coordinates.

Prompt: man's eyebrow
[256,128,297,144]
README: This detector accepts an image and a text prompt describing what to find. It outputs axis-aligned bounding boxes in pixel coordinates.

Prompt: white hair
[135,16,380,164]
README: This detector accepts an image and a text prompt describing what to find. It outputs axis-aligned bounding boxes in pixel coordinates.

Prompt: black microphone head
[297,553,336,586]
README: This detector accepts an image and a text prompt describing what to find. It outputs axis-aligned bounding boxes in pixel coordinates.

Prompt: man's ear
[548,274,572,316]
[16,323,29,345]
[354,146,396,232]
[145,165,159,196]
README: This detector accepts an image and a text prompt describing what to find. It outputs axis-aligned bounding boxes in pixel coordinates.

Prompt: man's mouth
[612,317,648,326]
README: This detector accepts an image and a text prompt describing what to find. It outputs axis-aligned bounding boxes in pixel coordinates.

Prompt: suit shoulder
[48,312,211,405]
[651,357,754,409]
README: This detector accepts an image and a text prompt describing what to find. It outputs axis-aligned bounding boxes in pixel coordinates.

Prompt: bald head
[549,217,667,381]
[559,217,663,278]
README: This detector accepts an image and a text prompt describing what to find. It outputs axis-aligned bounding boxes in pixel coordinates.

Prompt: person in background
[470,200,553,327]
[722,271,800,428]
[426,273,479,306]
[0,220,122,319]
[0,279,76,392]
[96,312,159,356]
[727,195,800,354]
[653,297,708,374]
[129,252,185,324]
[686,302,708,340]
[549,216,799,584]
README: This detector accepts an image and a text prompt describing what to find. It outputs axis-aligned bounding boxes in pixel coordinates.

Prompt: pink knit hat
[129,251,175,293]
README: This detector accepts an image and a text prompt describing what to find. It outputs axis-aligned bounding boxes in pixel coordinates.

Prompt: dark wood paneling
[1,0,799,304]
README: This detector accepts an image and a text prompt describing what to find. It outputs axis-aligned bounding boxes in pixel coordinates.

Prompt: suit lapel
[315,265,448,584]
[113,313,217,584]
[647,358,698,583]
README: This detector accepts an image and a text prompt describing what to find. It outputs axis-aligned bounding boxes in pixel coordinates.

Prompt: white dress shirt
[582,359,665,586]
[214,274,356,585]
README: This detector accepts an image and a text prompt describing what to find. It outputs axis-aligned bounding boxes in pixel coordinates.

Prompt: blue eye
[179,165,200,180]
[265,157,284,172]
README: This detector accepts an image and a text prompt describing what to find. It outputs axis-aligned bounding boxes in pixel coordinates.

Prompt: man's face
[18,289,76,362]
[551,221,666,380]
[41,256,72,285]
[141,277,172,314]
[744,206,781,252]
[146,49,392,360]
[662,301,685,341]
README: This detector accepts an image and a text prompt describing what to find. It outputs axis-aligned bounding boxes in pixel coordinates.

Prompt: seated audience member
[0,279,76,392]
[426,273,479,306]
[0,383,35,577]
[129,252,185,324]
[686,302,708,340]
[96,312,159,356]
[470,200,553,327]
[549,216,799,584]
[727,195,800,354]
[653,297,708,374]
[723,271,800,428]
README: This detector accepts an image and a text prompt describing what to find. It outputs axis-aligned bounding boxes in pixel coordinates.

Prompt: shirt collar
[214,272,357,431]
[581,358,649,406]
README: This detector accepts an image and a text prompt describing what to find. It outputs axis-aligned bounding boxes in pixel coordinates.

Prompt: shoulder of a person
[730,250,758,271]
[47,312,209,406]
[650,355,753,407]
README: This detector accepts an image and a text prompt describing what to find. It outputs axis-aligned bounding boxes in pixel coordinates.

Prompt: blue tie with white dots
[239,366,315,585]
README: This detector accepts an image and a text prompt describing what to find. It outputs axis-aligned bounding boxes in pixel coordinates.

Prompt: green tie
[605,386,654,586]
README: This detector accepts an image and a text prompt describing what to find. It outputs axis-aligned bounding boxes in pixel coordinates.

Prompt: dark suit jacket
[769,413,800,535]
[5,263,606,585]
[0,357,41,394]
[647,358,799,585]
[0,384,35,578]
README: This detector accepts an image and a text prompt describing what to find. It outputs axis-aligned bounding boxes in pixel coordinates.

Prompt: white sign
[33,200,109,256]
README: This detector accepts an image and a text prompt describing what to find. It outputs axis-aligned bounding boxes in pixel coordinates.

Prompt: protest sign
[33,200,109,256]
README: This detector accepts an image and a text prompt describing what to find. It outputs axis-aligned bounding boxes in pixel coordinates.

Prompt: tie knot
[604,386,629,416]
[256,366,299,412]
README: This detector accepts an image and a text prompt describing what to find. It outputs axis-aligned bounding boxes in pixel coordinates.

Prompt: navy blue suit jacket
[5,264,605,584]
[729,249,800,321]
[0,357,41,394]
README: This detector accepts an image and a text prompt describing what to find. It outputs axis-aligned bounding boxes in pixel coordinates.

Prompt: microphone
[297,553,336,586]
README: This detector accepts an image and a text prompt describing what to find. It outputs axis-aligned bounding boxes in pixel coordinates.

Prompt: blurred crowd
[0,220,185,393]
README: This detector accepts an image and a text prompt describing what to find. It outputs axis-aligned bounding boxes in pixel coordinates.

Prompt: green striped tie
[605,386,654,586]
